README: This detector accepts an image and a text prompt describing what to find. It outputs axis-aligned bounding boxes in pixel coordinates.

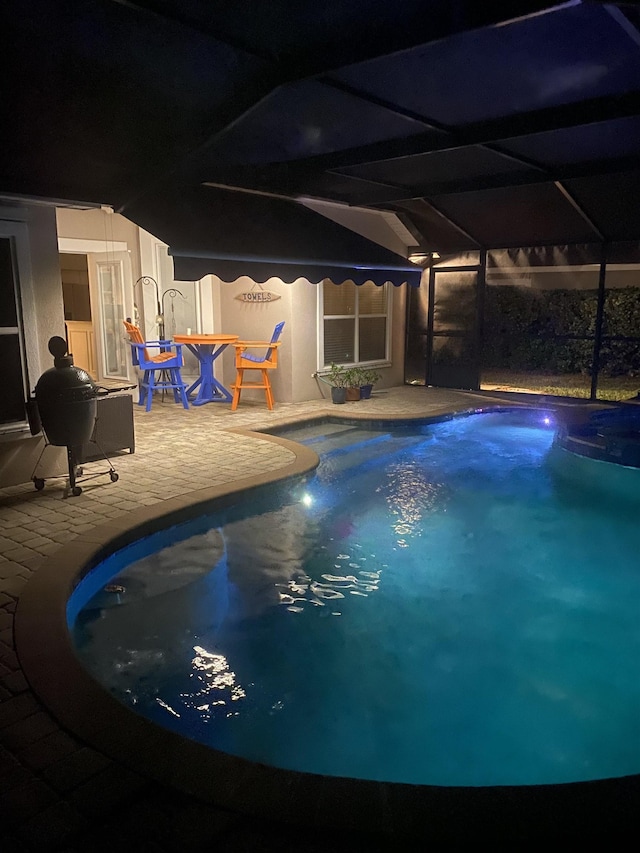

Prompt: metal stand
[31,426,119,497]
[134,279,186,405]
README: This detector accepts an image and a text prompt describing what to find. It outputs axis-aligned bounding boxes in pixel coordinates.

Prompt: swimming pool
[69,410,640,789]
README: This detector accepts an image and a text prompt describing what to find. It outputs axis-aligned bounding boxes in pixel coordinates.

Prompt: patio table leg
[185,343,233,405]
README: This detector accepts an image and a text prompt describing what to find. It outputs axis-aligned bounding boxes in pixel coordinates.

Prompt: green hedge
[482,285,640,375]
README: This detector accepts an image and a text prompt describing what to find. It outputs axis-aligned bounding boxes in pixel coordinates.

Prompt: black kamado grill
[29,336,119,496]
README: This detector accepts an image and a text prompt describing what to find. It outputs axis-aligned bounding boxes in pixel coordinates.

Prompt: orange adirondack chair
[231,321,285,411]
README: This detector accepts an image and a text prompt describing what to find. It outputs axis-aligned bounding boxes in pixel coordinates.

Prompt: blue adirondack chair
[123,320,189,411]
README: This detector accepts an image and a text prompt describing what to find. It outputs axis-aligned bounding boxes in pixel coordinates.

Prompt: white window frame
[317,279,393,371]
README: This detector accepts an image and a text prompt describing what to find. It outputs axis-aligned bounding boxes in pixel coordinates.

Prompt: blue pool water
[71,412,640,787]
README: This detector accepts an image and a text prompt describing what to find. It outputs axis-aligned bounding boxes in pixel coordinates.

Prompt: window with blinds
[321,280,389,367]
[0,237,28,426]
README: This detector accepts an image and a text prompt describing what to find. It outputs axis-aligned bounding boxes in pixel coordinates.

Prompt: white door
[87,251,135,382]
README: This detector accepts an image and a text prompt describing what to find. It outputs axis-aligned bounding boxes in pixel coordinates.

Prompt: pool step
[276,422,434,472]
[302,426,392,456]
[275,421,356,445]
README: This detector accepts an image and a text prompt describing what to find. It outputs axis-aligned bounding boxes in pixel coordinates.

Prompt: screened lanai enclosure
[406,243,640,401]
[5,1,640,405]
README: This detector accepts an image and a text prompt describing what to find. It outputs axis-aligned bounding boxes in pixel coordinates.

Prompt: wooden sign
[235,285,281,303]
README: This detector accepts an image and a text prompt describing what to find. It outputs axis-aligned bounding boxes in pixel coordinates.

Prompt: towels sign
[235,284,281,303]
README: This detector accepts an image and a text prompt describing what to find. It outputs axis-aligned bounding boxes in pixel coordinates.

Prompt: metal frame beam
[198,151,640,210]
[280,91,640,176]
[109,1,571,79]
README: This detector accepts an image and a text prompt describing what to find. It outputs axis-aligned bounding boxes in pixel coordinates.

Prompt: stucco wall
[30,206,66,371]
[212,274,407,404]
[386,283,407,389]
[0,203,66,487]
[56,208,142,314]
[290,279,324,402]
[56,207,141,274]
[216,276,300,404]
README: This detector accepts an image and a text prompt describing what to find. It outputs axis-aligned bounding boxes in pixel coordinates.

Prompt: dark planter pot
[360,384,373,400]
[331,386,347,404]
[345,386,361,402]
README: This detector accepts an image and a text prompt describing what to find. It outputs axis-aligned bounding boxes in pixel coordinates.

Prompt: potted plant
[359,367,381,399]
[343,367,361,401]
[326,362,348,404]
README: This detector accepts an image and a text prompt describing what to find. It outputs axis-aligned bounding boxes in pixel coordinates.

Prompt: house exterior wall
[211,274,405,405]
[290,279,322,402]
[1,205,411,488]
[56,208,142,285]
[217,275,302,404]
[56,210,411,405]
[28,206,66,372]
[0,203,66,487]
[388,283,407,388]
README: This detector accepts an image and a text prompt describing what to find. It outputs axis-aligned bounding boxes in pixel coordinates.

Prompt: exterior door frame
[58,236,135,385]
[87,250,135,382]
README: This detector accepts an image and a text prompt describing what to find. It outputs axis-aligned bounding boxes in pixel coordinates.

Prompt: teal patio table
[173,333,239,405]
